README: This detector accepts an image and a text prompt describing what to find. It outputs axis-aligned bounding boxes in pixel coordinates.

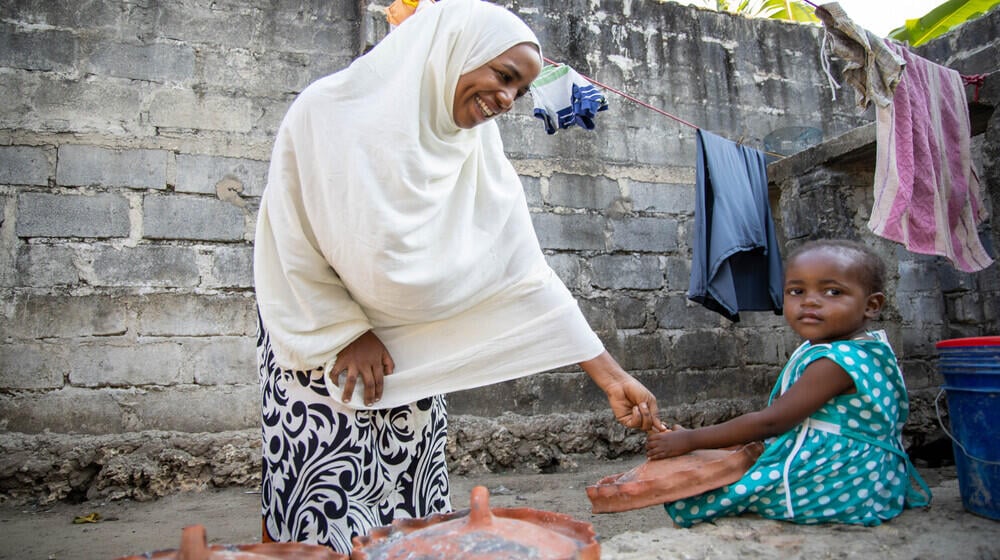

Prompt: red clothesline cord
[542,56,699,130]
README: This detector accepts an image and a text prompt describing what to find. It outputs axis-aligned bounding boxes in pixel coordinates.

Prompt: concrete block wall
[1,0,997,501]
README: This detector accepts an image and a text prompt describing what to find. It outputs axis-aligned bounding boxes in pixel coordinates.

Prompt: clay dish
[351,485,599,560]
[115,524,347,560]
[586,442,764,513]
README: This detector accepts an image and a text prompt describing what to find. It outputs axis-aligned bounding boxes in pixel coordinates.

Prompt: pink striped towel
[870,42,993,272]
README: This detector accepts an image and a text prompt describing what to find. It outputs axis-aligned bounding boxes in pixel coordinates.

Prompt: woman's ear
[864,292,886,319]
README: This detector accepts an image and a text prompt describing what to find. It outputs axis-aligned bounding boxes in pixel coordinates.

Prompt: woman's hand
[646,425,691,460]
[329,330,395,406]
[579,351,667,433]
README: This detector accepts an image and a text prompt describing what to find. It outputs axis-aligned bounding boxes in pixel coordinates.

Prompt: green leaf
[886,0,1000,46]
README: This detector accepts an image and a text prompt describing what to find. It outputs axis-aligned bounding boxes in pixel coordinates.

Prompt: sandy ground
[1,456,997,560]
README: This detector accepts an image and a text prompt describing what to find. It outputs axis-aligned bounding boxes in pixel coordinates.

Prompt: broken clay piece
[115,524,346,560]
[352,485,600,560]
[586,442,765,513]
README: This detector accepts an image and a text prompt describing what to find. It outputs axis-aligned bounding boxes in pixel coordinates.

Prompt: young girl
[647,239,931,527]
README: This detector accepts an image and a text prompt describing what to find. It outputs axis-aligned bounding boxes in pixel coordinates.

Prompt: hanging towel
[814,2,906,109]
[689,129,783,321]
[869,43,993,272]
[530,64,609,134]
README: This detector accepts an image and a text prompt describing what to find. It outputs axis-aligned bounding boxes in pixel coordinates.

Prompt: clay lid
[352,485,599,560]
[115,525,347,560]
[586,442,764,513]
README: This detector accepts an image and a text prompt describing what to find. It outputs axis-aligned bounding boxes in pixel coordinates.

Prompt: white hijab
[255,0,603,408]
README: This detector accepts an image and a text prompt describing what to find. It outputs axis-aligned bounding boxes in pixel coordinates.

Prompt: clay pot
[586,442,764,513]
[351,485,599,560]
[115,525,347,560]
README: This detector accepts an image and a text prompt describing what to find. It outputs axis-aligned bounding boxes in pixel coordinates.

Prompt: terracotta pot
[351,485,599,560]
[115,525,347,560]
[586,442,765,513]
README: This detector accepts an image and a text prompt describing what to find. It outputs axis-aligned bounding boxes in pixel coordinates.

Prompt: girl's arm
[646,357,855,460]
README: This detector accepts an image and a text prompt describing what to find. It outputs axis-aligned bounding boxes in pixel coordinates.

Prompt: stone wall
[0,0,997,503]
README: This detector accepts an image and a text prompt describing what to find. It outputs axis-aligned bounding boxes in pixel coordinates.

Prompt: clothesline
[542,56,786,158]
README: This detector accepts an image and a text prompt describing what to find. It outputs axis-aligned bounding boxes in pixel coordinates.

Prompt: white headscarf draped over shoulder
[255,0,603,409]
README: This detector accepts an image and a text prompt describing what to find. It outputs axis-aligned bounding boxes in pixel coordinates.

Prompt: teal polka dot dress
[665,331,931,527]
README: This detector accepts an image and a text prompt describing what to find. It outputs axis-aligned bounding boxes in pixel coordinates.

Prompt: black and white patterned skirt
[257,317,451,554]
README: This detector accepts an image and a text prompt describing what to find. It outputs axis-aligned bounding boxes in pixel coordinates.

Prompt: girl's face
[782,248,884,345]
[452,43,541,129]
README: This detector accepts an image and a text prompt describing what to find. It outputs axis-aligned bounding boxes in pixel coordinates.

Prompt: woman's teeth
[476,96,494,117]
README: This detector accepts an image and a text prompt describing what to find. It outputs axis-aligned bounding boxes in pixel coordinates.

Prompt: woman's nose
[497,88,515,111]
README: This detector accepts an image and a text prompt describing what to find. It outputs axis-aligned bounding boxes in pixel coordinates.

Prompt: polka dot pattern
[665,333,929,528]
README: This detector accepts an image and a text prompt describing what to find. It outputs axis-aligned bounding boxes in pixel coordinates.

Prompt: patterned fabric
[258,316,451,554]
[530,64,609,134]
[666,332,931,527]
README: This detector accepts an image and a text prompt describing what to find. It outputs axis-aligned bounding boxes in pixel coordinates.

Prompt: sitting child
[647,239,931,527]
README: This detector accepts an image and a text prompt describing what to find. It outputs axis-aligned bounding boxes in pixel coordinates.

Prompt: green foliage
[886,0,1000,46]
[694,0,819,23]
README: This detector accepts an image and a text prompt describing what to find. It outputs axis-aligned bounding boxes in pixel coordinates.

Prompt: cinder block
[613,295,648,329]
[576,297,615,334]
[86,42,195,82]
[209,245,254,288]
[188,336,258,385]
[15,244,79,287]
[3,294,125,339]
[609,216,678,252]
[543,252,583,290]
[16,192,130,238]
[590,254,663,290]
[175,154,268,197]
[531,212,605,251]
[87,245,200,288]
[548,174,620,210]
[669,330,741,369]
[57,145,167,189]
[520,175,542,208]
[0,388,125,434]
[0,146,53,186]
[128,385,259,432]
[630,181,695,215]
[0,343,68,389]
[5,73,143,133]
[69,341,190,387]
[0,27,76,72]
[143,195,245,241]
[654,295,721,330]
[618,331,668,371]
[135,293,255,336]
[148,90,255,132]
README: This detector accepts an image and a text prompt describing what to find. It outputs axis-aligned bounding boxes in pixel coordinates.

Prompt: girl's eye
[786,288,802,296]
[825,288,841,296]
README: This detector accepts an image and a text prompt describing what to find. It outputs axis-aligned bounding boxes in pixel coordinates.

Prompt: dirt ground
[1,455,997,560]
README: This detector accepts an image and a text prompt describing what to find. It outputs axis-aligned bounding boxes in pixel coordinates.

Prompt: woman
[253,0,665,552]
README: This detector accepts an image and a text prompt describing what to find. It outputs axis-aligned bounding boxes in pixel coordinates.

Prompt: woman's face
[452,43,542,129]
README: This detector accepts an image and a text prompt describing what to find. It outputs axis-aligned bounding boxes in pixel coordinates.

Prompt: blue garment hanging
[688,129,783,321]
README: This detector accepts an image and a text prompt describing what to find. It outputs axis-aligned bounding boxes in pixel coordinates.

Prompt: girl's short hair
[786,239,886,294]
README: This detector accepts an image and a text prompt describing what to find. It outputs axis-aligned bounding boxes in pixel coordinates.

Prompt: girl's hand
[329,330,395,406]
[646,425,692,460]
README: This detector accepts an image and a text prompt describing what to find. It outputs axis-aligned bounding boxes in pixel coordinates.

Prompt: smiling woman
[452,43,542,129]
[252,0,663,554]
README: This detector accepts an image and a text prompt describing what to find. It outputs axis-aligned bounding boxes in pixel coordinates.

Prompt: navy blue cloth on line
[688,129,783,321]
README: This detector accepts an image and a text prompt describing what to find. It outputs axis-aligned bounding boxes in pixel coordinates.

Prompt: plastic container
[936,336,1000,521]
